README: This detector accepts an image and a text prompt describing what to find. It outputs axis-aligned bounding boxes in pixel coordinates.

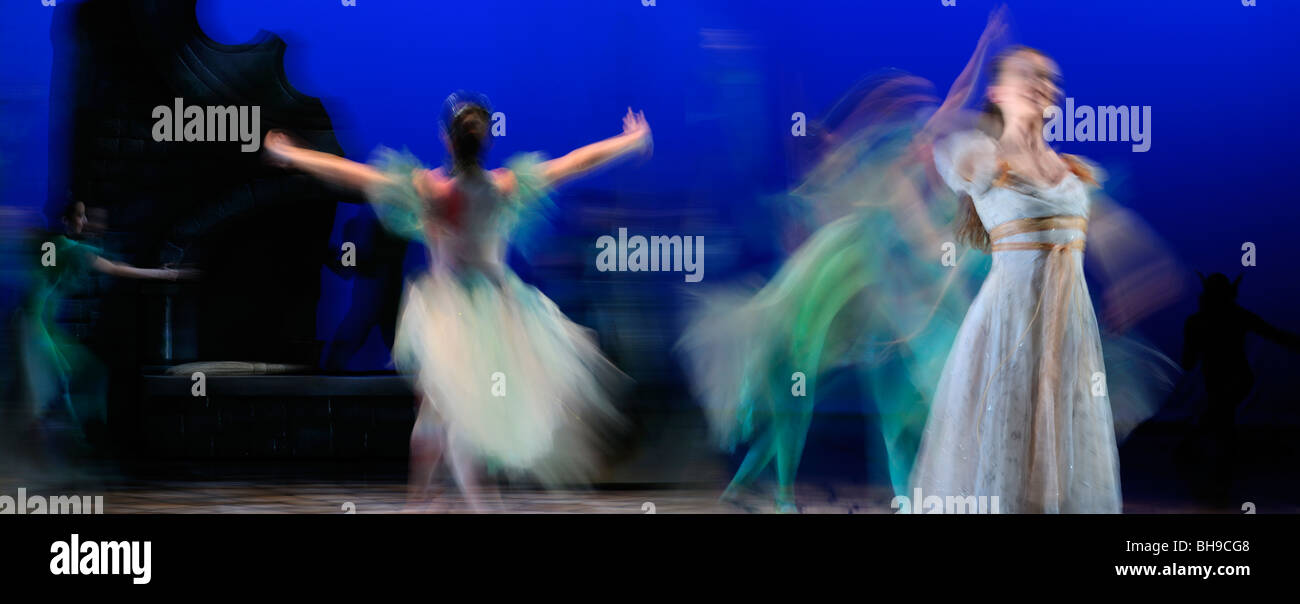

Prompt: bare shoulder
[414,166,454,200]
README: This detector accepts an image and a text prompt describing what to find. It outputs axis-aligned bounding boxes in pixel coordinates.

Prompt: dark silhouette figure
[1180,272,1300,502]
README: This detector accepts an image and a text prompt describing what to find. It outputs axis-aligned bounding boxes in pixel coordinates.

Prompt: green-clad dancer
[11,201,195,460]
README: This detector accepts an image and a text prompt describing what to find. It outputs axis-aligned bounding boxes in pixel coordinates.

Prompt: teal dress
[679,118,989,507]
[12,234,108,443]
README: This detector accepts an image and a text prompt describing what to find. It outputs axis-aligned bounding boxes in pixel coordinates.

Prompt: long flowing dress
[908,130,1121,513]
[366,149,626,487]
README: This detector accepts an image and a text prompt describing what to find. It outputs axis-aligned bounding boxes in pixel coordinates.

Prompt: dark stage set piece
[43,0,355,448]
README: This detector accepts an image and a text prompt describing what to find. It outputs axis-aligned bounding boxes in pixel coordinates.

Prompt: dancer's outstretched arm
[91,256,198,281]
[535,109,651,189]
[1246,311,1300,353]
[264,130,394,191]
[919,5,1007,142]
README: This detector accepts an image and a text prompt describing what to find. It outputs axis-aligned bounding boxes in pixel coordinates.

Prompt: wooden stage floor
[2,476,1278,514]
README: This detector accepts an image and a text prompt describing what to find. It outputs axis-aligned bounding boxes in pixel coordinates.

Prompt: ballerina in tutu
[264,93,651,511]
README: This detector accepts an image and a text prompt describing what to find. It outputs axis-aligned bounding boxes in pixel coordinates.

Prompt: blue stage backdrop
[2,0,1297,422]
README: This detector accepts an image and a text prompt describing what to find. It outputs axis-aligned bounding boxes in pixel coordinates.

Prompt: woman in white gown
[908,47,1124,513]
[265,94,651,511]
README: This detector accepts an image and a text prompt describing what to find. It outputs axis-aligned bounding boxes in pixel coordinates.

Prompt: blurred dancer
[679,9,1009,513]
[264,94,650,512]
[8,201,195,468]
[682,8,1178,513]
[906,42,1175,513]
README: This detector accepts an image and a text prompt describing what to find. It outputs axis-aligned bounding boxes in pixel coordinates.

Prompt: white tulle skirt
[392,266,626,486]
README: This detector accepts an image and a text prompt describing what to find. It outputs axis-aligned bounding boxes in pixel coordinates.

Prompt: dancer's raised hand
[622,108,653,156]
[980,5,1009,50]
[538,108,653,187]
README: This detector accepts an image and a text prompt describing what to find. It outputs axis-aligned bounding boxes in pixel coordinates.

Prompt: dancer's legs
[446,428,501,513]
[17,320,76,472]
[722,429,776,501]
[724,373,817,511]
[1202,378,1249,504]
[406,396,445,511]
[773,406,814,513]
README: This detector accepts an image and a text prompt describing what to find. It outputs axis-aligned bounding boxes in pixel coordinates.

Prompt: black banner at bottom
[3,514,1288,591]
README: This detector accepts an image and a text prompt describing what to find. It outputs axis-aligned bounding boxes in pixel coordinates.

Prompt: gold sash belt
[988,215,1088,247]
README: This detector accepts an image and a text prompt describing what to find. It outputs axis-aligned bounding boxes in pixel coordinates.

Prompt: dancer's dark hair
[440,91,493,173]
